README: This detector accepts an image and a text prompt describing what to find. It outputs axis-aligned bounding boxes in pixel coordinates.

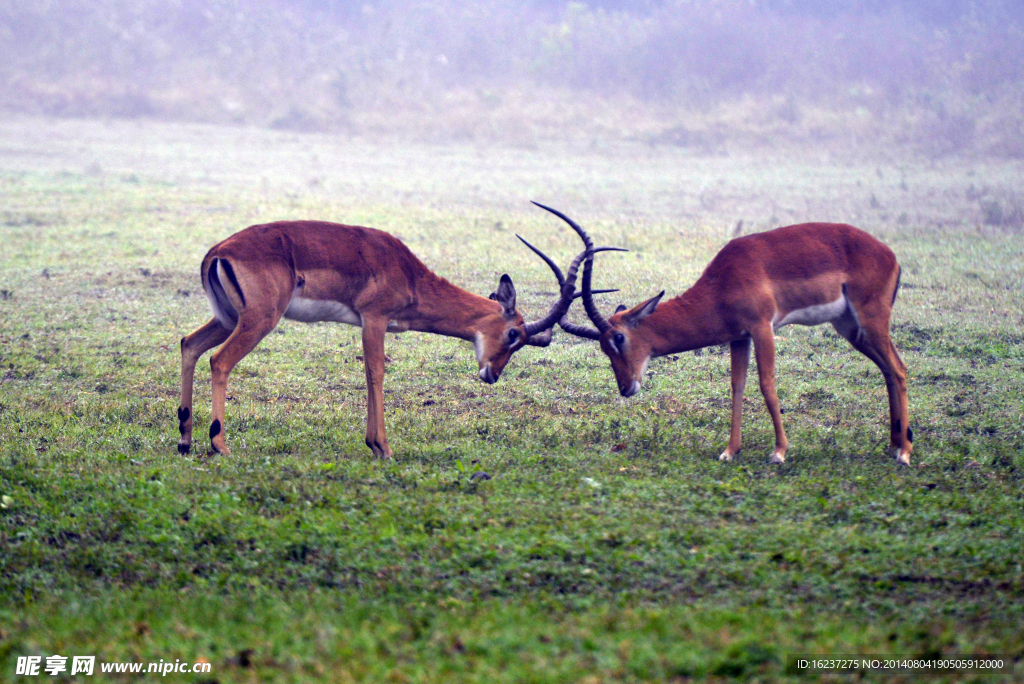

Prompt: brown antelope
[178,216,597,458]
[532,204,913,465]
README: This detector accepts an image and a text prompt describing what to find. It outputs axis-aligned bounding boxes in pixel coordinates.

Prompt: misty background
[1,0,1022,157]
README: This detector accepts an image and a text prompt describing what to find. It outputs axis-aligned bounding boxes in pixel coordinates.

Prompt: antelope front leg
[751,325,789,464]
[720,337,751,462]
[178,318,231,454]
[861,323,913,466]
[834,312,913,465]
[361,315,393,458]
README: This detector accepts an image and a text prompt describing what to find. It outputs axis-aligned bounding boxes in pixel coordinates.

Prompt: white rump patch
[284,297,362,326]
[206,289,236,330]
[773,296,848,330]
[206,260,238,330]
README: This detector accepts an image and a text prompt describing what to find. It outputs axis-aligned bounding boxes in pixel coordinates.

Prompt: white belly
[773,296,848,330]
[284,297,362,325]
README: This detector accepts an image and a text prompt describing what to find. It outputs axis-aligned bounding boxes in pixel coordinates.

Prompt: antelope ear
[623,291,664,329]
[614,304,627,313]
[494,274,517,318]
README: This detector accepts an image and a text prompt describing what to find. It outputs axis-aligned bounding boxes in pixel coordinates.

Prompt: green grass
[1,118,1024,682]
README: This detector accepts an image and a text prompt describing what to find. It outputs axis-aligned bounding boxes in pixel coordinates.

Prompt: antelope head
[474,273,553,384]
[596,293,665,397]
[531,203,659,397]
[473,206,609,384]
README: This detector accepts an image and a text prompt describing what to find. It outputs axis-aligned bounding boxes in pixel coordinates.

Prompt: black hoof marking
[177,442,190,455]
[907,425,914,442]
[209,419,222,440]
[178,406,190,423]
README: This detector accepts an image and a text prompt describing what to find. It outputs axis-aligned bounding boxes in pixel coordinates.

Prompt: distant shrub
[980,197,1024,229]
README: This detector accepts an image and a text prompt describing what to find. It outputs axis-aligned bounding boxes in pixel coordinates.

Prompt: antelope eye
[507,328,520,343]
[613,332,626,348]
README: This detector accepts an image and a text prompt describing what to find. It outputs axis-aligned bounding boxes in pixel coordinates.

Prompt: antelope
[532,204,913,465]
[177,216,598,458]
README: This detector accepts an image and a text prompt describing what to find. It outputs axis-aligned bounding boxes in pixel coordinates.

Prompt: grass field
[1,116,1024,682]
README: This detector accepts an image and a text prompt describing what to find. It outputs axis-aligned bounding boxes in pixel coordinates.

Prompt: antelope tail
[205,257,244,329]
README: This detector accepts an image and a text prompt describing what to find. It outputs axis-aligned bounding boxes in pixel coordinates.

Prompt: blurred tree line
[0,0,1020,154]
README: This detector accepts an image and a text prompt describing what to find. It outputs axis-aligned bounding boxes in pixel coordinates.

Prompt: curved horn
[522,246,588,336]
[517,235,624,292]
[558,283,617,340]
[525,328,553,347]
[524,286,619,347]
[531,201,595,253]
[580,241,612,334]
[557,315,602,340]
[516,233,565,286]
[516,235,625,336]
[557,250,622,340]
[530,202,614,335]
[575,288,619,299]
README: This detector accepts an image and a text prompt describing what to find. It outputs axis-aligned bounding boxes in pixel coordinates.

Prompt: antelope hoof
[177,441,191,455]
[770,451,786,464]
[896,451,911,466]
[718,450,734,462]
[367,441,393,459]
[206,443,229,457]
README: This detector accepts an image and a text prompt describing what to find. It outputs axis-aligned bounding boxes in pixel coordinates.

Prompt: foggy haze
[1,1,1022,157]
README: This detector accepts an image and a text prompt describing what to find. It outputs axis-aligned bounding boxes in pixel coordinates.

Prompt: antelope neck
[645,290,731,357]
[405,272,502,341]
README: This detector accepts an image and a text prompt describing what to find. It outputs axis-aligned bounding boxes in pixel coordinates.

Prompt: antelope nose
[621,380,641,397]
[479,365,498,384]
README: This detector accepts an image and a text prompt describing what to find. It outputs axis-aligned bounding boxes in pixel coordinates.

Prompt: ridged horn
[530,202,614,335]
